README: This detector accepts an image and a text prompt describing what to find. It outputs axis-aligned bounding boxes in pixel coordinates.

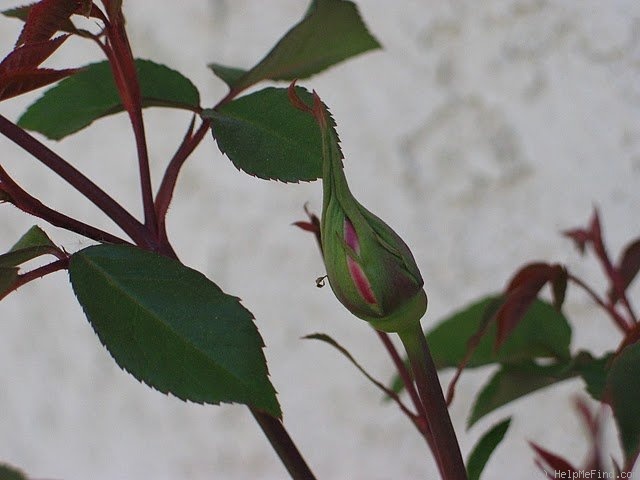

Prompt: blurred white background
[1,1,639,478]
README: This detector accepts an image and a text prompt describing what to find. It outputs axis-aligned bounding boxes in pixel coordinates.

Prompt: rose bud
[289,84,427,333]
[321,176,427,332]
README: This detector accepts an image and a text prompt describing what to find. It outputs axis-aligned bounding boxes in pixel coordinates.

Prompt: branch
[0,165,128,245]
[568,273,632,333]
[101,16,157,237]
[376,330,431,438]
[250,409,317,480]
[155,117,210,237]
[0,258,69,302]
[0,114,152,247]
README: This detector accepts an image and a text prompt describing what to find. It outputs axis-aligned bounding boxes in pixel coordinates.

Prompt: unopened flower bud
[289,84,427,333]
[321,178,427,332]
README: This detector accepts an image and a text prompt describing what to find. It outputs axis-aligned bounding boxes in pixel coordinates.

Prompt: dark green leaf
[207,63,248,88]
[10,225,54,251]
[216,0,381,92]
[0,267,19,298]
[428,296,572,370]
[390,296,572,395]
[204,87,323,182]
[468,361,576,427]
[0,225,60,267]
[467,417,511,480]
[0,462,28,480]
[606,343,640,461]
[18,59,200,140]
[573,350,612,400]
[69,244,280,417]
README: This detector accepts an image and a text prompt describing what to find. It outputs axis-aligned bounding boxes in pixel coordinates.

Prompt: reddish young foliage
[293,204,322,252]
[495,262,566,348]
[573,398,606,472]
[0,35,78,101]
[15,0,91,46]
[293,221,319,233]
[530,441,578,475]
[610,238,640,303]
[0,67,79,101]
[532,400,612,476]
[564,227,591,255]
[564,209,635,316]
[563,209,603,255]
[0,35,68,72]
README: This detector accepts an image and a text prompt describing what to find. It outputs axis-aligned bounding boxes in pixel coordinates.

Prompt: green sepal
[293,88,426,332]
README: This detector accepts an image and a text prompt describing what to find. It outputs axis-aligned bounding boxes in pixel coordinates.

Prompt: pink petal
[344,218,359,253]
[347,256,377,305]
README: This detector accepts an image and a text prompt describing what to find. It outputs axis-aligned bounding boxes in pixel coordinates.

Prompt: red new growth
[0,35,79,101]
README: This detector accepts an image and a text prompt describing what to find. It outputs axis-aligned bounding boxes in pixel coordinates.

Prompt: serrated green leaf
[214,0,380,92]
[18,59,200,140]
[467,417,511,480]
[207,63,248,88]
[0,225,60,267]
[0,462,28,480]
[204,86,323,182]
[606,343,640,461]
[69,244,280,417]
[428,296,572,369]
[10,225,54,251]
[468,361,576,427]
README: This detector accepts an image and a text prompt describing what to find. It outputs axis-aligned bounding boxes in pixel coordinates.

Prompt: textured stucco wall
[1,1,639,479]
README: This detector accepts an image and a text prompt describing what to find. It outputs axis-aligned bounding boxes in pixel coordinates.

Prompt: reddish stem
[0,258,69,302]
[376,331,431,436]
[0,114,151,247]
[398,325,467,480]
[567,273,632,332]
[590,212,637,324]
[153,79,247,251]
[102,12,157,238]
[251,409,317,480]
[155,118,211,238]
[0,165,127,245]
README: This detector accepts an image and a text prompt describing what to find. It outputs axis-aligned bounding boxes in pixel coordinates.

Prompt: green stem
[250,408,317,480]
[397,323,467,480]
